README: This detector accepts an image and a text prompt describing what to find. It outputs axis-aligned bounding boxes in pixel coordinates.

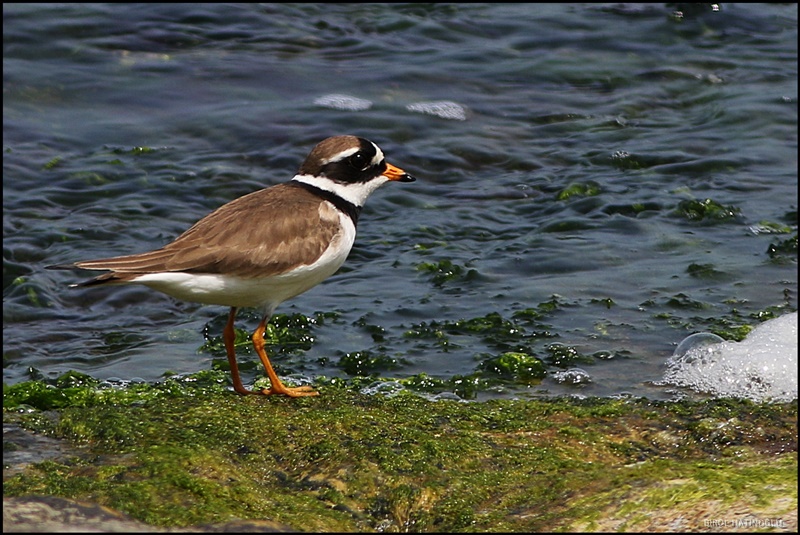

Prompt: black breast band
[288,181,362,226]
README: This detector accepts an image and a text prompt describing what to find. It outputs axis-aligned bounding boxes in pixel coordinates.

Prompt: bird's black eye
[348,151,369,171]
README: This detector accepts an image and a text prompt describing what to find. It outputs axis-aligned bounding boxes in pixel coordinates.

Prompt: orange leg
[223,307,257,396]
[252,314,319,397]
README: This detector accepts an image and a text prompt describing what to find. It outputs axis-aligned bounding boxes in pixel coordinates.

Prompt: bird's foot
[259,384,319,397]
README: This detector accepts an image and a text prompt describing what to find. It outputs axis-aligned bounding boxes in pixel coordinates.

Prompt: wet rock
[3,496,299,532]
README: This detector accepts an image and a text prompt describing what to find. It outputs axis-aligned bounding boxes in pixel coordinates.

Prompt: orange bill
[383,162,416,182]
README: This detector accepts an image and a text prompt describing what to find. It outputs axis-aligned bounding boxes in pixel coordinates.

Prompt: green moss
[543,343,593,368]
[415,259,479,286]
[610,150,643,170]
[564,454,797,532]
[753,220,794,234]
[405,308,556,357]
[602,202,662,217]
[3,370,231,411]
[767,233,797,260]
[4,383,796,531]
[686,262,727,279]
[479,351,546,382]
[664,292,713,311]
[395,373,446,392]
[70,171,110,186]
[591,297,615,309]
[673,198,742,222]
[708,322,753,342]
[338,350,404,376]
[43,156,63,170]
[651,298,794,343]
[199,312,319,357]
[557,182,601,201]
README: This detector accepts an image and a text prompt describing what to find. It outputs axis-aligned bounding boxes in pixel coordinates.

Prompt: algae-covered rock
[3,373,796,532]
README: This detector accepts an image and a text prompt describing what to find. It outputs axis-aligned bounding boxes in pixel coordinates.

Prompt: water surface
[3,3,797,400]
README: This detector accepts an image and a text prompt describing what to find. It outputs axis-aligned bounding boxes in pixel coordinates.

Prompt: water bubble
[431,391,464,402]
[552,368,592,385]
[673,332,725,362]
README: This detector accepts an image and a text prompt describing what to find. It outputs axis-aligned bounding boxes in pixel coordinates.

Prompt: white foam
[406,100,467,121]
[663,312,798,403]
[313,94,372,111]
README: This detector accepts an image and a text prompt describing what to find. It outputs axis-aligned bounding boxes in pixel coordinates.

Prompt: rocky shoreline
[4,376,797,532]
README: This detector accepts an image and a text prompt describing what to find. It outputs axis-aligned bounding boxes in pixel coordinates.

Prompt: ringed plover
[48,135,415,398]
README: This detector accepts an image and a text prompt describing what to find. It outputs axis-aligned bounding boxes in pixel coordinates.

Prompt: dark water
[3,3,797,400]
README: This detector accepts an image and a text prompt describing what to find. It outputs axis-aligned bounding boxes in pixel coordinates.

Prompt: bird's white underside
[131,208,357,314]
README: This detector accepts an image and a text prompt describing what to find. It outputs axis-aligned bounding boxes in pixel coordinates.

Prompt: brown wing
[69,183,342,280]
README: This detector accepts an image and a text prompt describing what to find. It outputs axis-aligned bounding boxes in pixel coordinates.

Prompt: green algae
[479,351,546,382]
[338,350,405,376]
[650,296,794,342]
[415,259,479,286]
[3,370,231,412]
[199,311,330,363]
[686,262,728,280]
[172,298,794,401]
[752,220,794,235]
[4,377,796,532]
[543,343,594,368]
[673,198,742,222]
[767,233,798,260]
[404,308,557,357]
[602,202,662,217]
[565,454,797,532]
[557,181,601,201]
[42,156,63,170]
[10,276,48,308]
[8,302,794,530]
